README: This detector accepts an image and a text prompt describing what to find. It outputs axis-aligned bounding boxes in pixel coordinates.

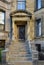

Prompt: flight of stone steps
[37,61,44,65]
[5,40,32,64]
[33,60,44,65]
[2,40,39,65]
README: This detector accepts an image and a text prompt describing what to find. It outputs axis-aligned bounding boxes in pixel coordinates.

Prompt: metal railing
[30,41,38,60]
[30,40,44,61]
[32,50,38,60]
[1,49,9,64]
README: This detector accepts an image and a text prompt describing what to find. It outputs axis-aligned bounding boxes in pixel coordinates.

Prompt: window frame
[16,0,26,10]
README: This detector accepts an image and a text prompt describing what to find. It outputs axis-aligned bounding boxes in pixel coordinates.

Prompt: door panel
[17,25,25,40]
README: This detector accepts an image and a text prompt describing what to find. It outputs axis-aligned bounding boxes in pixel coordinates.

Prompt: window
[36,19,41,37]
[0,11,5,31]
[17,0,26,10]
[36,0,41,9]
[38,0,41,9]
[36,44,44,60]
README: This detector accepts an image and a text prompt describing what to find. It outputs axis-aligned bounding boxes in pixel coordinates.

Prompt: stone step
[9,48,30,52]
[8,57,32,62]
[33,61,44,65]
[9,43,29,47]
[9,44,29,47]
[9,50,31,55]
[9,45,29,49]
[9,44,30,52]
[38,61,44,65]
[6,43,27,46]
[9,48,29,51]
[6,61,33,65]
[9,54,32,57]
[10,52,30,55]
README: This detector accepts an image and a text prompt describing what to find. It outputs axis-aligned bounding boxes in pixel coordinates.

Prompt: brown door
[0,40,5,48]
[17,25,25,40]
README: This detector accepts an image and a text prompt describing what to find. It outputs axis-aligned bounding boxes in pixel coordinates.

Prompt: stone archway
[10,10,32,41]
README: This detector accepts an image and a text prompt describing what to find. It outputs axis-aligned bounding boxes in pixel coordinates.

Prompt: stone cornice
[0,0,11,4]
[10,10,32,16]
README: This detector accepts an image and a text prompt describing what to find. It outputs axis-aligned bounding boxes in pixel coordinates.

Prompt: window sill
[34,36,42,39]
[17,9,26,12]
[34,35,44,39]
[34,7,44,12]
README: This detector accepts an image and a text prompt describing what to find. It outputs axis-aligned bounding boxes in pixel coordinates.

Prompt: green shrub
[0,48,3,62]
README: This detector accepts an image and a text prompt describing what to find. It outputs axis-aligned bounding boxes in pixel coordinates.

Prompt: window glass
[41,44,44,52]
[0,12,4,24]
[17,0,26,10]
[39,21,41,36]
[0,11,5,31]
[36,19,41,36]
[38,0,41,9]
[18,0,25,1]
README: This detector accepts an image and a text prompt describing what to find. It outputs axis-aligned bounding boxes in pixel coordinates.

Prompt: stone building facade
[0,0,44,65]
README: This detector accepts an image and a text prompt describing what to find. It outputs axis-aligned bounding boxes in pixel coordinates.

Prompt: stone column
[5,10,10,32]
[41,15,44,36]
[26,19,32,54]
[12,19,18,41]
[26,17,30,41]
[12,19,15,40]
[25,18,30,41]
